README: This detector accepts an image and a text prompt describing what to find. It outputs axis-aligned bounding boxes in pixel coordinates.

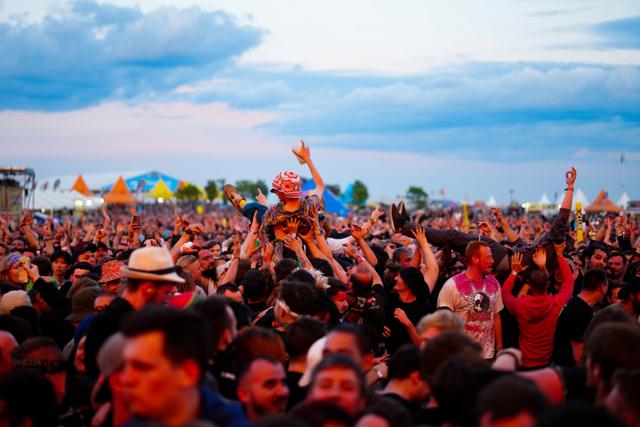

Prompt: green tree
[351,180,369,207]
[327,184,341,196]
[205,180,218,201]
[406,186,428,209]
[174,183,201,201]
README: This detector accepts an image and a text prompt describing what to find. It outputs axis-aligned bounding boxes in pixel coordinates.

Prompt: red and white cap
[271,171,302,198]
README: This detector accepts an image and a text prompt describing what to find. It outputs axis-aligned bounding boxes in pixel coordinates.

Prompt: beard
[202,268,218,281]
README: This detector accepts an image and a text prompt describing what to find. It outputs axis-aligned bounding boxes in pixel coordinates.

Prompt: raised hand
[102,205,111,229]
[180,243,198,255]
[411,226,428,246]
[94,226,107,242]
[342,243,359,259]
[54,225,65,241]
[128,214,141,235]
[298,226,314,243]
[370,207,384,223]
[256,187,268,206]
[491,207,504,222]
[284,234,303,253]
[250,212,260,235]
[310,207,322,234]
[262,241,274,265]
[292,139,311,163]
[27,262,40,282]
[510,252,528,274]
[232,234,241,257]
[565,167,577,188]
[186,223,205,235]
[19,209,34,228]
[532,246,547,270]
[477,220,493,237]
[43,220,53,240]
[286,217,300,235]
[604,216,613,230]
[350,223,365,240]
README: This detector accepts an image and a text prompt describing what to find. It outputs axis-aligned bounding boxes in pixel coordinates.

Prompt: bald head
[349,264,373,294]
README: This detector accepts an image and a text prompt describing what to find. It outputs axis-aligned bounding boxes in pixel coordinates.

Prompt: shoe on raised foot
[224,184,246,213]
[389,202,407,233]
[398,200,407,216]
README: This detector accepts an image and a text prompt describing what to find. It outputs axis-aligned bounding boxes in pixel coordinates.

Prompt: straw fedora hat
[121,247,184,284]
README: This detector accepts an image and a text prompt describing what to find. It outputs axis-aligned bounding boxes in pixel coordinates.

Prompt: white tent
[33,190,102,211]
[617,192,630,209]
[38,170,147,193]
[572,189,590,210]
[538,193,551,205]
[487,195,497,207]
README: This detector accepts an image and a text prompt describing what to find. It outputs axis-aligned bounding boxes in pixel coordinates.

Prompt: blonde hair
[0,252,22,283]
[417,309,464,335]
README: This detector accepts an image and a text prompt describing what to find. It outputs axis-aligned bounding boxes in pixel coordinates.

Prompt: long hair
[399,266,430,302]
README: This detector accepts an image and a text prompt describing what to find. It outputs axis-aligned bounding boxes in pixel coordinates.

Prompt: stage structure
[0,167,36,214]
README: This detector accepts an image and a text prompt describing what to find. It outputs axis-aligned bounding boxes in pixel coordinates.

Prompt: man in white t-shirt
[437,240,503,358]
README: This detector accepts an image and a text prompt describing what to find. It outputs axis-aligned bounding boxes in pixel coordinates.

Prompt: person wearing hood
[501,242,573,368]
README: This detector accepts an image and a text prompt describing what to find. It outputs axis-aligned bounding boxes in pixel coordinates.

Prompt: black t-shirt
[286,371,307,410]
[551,296,593,367]
[385,297,431,354]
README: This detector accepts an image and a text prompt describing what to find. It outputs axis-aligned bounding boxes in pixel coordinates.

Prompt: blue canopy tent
[302,181,350,217]
[100,171,181,193]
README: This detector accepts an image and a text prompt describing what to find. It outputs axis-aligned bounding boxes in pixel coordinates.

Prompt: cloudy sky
[1,0,639,204]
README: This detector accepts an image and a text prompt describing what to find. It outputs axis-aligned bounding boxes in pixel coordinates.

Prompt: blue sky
[1,0,639,204]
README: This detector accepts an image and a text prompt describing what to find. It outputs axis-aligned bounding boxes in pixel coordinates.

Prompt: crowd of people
[0,143,639,427]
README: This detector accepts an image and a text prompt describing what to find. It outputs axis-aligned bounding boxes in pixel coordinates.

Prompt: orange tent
[585,189,622,213]
[71,174,92,197]
[103,176,136,205]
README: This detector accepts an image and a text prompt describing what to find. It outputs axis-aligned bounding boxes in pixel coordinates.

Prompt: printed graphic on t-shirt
[451,273,502,358]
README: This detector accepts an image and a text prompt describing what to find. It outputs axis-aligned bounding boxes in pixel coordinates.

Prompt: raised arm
[351,223,378,266]
[284,234,313,271]
[553,243,574,304]
[293,140,325,199]
[411,227,439,292]
[19,210,41,252]
[343,242,383,285]
[560,167,576,211]
[492,208,519,243]
[171,223,203,262]
[240,213,260,259]
[299,228,329,261]
[219,234,241,285]
[502,252,527,315]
